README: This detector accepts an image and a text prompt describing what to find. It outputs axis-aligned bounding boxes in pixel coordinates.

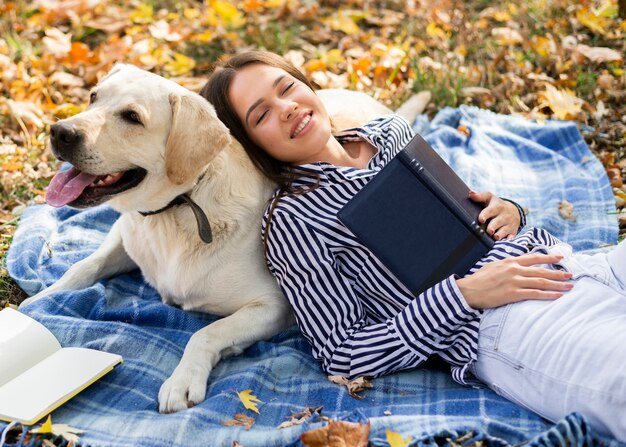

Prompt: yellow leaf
[265,0,285,8]
[184,8,201,20]
[164,53,196,77]
[304,59,327,72]
[477,17,489,29]
[211,1,246,28]
[31,415,53,434]
[615,189,626,201]
[237,389,262,414]
[2,160,24,172]
[541,85,584,120]
[594,0,618,18]
[532,36,552,59]
[327,11,360,35]
[576,7,608,35]
[130,3,153,24]
[193,31,214,43]
[493,10,512,22]
[326,48,343,66]
[386,429,413,447]
[426,22,446,39]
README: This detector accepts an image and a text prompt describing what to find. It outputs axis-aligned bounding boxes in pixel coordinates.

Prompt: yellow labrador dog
[19,64,427,413]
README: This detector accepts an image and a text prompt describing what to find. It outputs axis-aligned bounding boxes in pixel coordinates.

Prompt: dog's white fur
[19,64,430,413]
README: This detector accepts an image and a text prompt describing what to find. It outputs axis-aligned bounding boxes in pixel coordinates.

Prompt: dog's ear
[165,93,232,185]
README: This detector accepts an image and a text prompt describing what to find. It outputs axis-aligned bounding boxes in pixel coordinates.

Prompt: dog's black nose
[50,122,82,161]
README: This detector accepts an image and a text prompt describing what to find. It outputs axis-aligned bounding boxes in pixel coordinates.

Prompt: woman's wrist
[455,276,481,309]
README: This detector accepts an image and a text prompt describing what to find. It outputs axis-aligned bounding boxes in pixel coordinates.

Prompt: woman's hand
[456,253,574,309]
[469,191,520,241]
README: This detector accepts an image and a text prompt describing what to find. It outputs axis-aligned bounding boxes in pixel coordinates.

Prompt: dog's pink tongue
[46,167,98,207]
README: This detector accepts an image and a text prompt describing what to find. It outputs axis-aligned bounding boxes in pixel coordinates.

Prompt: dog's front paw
[158,362,211,413]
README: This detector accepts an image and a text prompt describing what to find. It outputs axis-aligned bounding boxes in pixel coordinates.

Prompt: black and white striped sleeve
[265,210,481,379]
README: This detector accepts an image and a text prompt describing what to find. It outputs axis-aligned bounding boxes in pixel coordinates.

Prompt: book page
[0,347,122,425]
[0,308,61,387]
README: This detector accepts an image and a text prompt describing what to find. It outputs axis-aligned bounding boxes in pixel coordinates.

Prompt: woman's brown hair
[199,50,320,249]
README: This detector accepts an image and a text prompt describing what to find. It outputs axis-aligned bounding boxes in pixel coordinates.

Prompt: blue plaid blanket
[3,107,620,447]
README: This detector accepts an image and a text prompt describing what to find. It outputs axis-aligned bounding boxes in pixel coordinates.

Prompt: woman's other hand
[469,191,520,241]
[456,253,574,309]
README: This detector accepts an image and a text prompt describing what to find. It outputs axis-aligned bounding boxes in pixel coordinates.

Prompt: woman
[201,51,626,440]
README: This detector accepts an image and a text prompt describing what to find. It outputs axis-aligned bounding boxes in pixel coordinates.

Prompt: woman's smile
[290,111,313,139]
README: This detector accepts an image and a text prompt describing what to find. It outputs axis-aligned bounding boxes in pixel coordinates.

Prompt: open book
[0,308,123,425]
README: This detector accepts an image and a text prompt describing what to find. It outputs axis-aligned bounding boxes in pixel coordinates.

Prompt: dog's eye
[121,110,142,125]
[89,92,97,104]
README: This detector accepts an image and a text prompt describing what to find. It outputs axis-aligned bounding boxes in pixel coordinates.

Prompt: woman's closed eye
[255,110,268,125]
[281,82,294,95]
[254,81,295,125]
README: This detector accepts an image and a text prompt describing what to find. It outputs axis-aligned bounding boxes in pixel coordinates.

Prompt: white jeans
[473,239,626,441]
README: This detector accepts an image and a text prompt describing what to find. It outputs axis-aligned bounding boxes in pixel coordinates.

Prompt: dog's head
[46,64,231,213]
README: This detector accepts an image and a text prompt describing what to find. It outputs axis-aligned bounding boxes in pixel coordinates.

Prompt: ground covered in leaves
[0,0,625,304]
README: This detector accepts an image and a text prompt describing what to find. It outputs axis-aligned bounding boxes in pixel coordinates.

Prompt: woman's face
[228,64,333,165]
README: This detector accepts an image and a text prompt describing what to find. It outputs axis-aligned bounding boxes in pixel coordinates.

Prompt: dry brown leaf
[491,27,523,45]
[559,200,577,221]
[597,71,615,90]
[223,413,255,430]
[460,87,492,97]
[6,100,45,129]
[149,20,183,42]
[49,71,84,88]
[42,28,72,58]
[365,10,403,27]
[328,376,373,399]
[527,73,556,83]
[300,420,370,447]
[573,44,623,63]
[83,14,130,34]
[277,406,323,429]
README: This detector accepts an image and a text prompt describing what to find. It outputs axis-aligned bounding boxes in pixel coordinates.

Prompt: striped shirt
[262,115,560,385]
